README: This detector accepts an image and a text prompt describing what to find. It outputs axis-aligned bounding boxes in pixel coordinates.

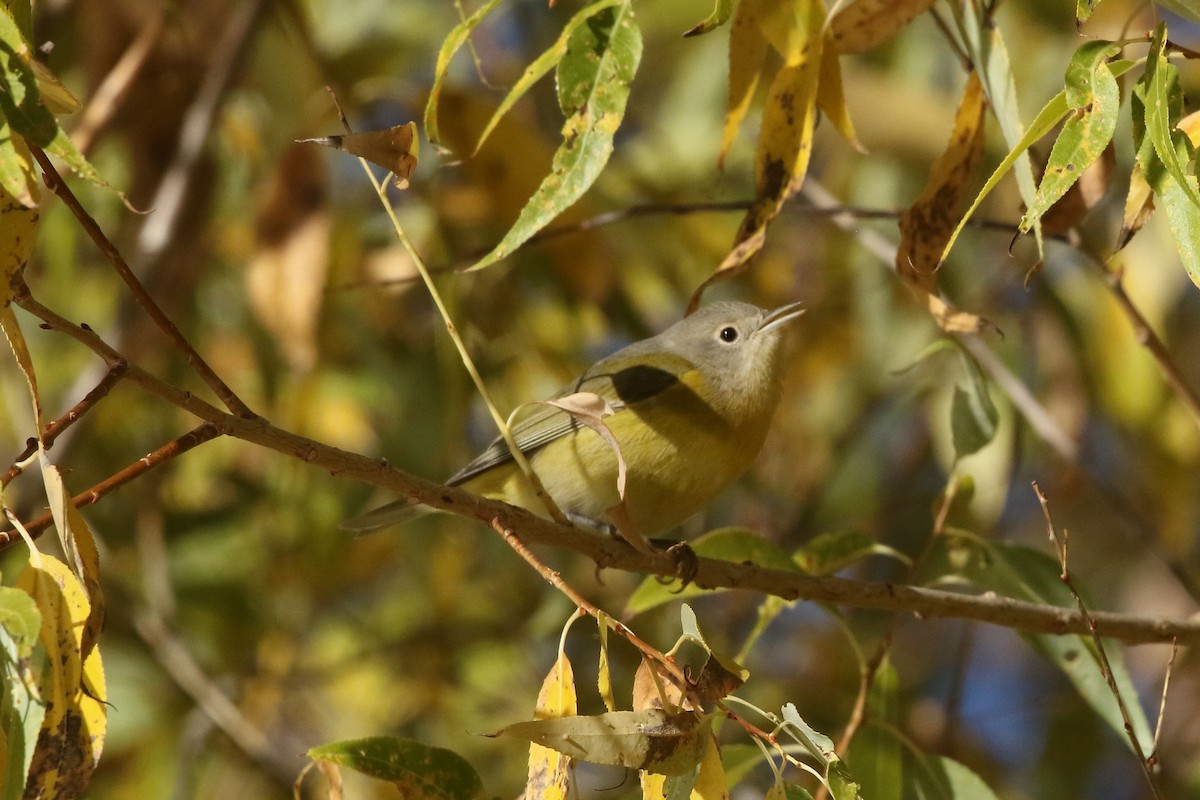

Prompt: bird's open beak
[756,301,806,336]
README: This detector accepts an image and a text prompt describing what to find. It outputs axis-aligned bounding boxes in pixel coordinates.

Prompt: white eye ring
[718,326,739,343]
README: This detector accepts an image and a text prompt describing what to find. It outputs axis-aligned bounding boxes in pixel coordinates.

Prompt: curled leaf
[298,122,418,189]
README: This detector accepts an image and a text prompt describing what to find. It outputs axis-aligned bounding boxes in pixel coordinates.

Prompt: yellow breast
[463,371,776,536]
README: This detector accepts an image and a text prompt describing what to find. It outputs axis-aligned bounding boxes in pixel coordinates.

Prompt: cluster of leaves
[4,0,1200,798]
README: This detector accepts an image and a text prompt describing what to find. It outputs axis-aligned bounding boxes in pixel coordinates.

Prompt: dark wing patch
[608,364,679,405]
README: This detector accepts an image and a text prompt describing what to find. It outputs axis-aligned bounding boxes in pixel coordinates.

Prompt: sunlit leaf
[0,8,110,191]
[38,454,105,659]
[526,651,576,800]
[691,734,730,799]
[896,70,986,332]
[953,2,1043,259]
[912,754,1001,800]
[307,736,484,800]
[16,555,106,799]
[467,0,622,157]
[1136,24,1200,211]
[1156,0,1200,23]
[718,0,770,168]
[1019,40,1120,233]
[424,0,505,152]
[1,607,45,800]
[828,0,937,54]
[470,1,640,271]
[494,709,709,776]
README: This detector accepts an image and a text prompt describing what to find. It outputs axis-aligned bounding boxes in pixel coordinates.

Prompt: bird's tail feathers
[340,498,431,534]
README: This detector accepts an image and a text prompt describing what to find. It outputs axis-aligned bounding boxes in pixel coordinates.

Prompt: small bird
[343,301,804,538]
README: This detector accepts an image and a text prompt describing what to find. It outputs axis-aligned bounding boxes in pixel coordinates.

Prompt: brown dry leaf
[298,121,418,189]
[632,658,685,713]
[896,71,988,334]
[691,654,746,706]
[829,0,939,54]
[1041,142,1115,236]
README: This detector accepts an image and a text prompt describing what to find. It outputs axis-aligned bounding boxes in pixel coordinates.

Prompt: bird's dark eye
[719,326,739,343]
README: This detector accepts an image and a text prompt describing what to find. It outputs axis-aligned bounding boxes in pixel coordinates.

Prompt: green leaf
[945,538,1154,751]
[423,0,505,152]
[950,346,998,459]
[846,662,901,800]
[1,587,45,800]
[781,702,838,766]
[1156,0,1200,23]
[470,1,641,271]
[794,529,910,576]
[1158,171,1200,288]
[307,736,485,800]
[625,527,799,615]
[0,6,115,195]
[1136,24,1200,211]
[0,586,39,657]
[683,0,733,37]
[468,0,622,156]
[913,755,1000,800]
[954,2,1044,258]
[1076,0,1103,22]
[1019,40,1120,232]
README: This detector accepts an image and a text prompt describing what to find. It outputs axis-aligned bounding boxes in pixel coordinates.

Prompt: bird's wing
[446,351,695,486]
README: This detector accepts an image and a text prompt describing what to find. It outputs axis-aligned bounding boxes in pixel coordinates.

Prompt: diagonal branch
[5,286,1200,646]
[30,148,255,419]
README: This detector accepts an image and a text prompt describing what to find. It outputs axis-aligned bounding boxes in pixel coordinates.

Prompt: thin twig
[490,518,695,701]
[2,362,128,487]
[8,289,1200,645]
[30,150,255,419]
[1034,482,1161,799]
[1150,638,1177,764]
[14,422,221,537]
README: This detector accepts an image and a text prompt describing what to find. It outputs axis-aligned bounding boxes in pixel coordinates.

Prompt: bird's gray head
[659,300,804,421]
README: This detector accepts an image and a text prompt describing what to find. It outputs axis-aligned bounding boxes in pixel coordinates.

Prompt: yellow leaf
[829,0,938,54]
[816,34,864,152]
[0,135,39,303]
[16,555,107,798]
[737,0,824,244]
[526,651,576,800]
[896,71,988,333]
[38,453,106,659]
[718,0,769,169]
[692,734,729,799]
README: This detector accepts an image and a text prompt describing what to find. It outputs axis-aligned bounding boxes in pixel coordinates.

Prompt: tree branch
[5,286,1199,646]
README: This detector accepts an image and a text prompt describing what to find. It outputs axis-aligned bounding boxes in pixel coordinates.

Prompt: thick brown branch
[9,285,1200,645]
[29,148,255,419]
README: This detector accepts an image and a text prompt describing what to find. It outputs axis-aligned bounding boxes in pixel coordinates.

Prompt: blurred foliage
[3,0,1200,798]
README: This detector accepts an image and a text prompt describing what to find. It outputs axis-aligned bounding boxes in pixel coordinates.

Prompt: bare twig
[13,418,220,537]
[1151,638,1177,764]
[491,519,694,701]
[1034,482,1161,799]
[2,362,128,487]
[30,150,255,419]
